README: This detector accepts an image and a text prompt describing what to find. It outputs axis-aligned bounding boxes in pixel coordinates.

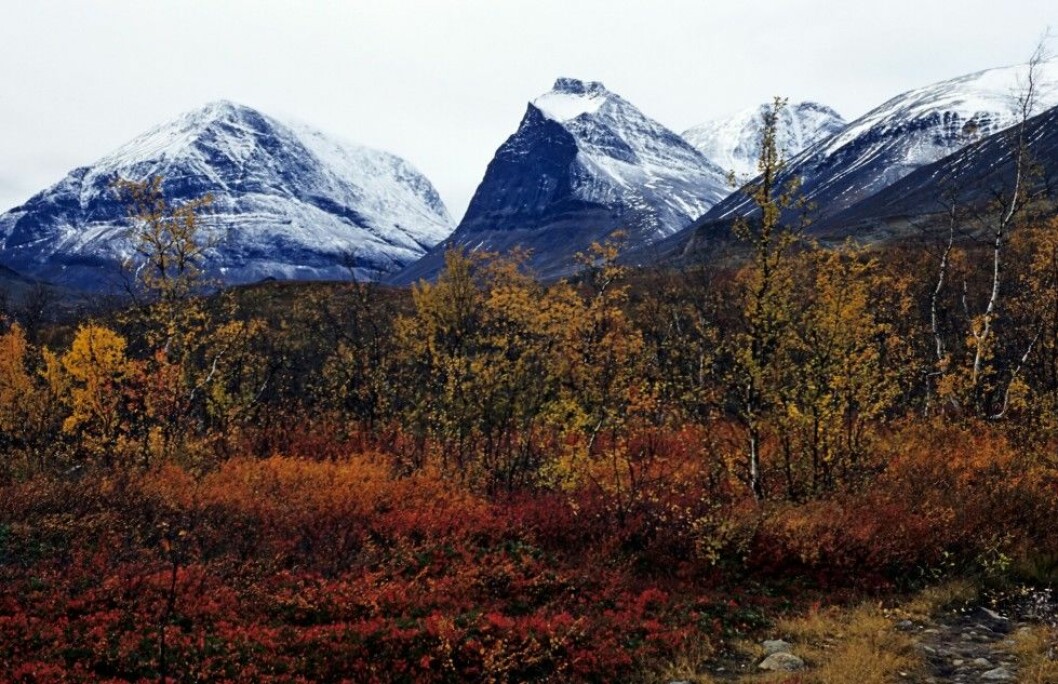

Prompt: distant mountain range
[0,101,452,290]
[702,61,1058,227]
[3,60,1058,292]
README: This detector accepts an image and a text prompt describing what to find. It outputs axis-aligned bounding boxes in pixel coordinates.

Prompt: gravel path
[909,588,1055,683]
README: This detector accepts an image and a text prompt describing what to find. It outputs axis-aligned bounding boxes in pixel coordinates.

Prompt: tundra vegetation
[2,100,1058,682]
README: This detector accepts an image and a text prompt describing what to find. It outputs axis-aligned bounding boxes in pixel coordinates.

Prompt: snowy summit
[683,101,846,182]
[0,101,454,290]
[532,78,609,121]
[391,77,728,283]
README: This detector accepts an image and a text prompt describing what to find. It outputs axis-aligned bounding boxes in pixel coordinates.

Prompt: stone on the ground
[758,652,805,672]
[972,657,992,667]
[981,607,1009,622]
[895,619,915,631]
[761,639,792,654]
[981,666,1015,681]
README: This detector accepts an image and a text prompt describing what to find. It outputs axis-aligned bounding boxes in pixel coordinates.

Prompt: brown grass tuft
[1012,625,1058,684]
[778,603,922,684]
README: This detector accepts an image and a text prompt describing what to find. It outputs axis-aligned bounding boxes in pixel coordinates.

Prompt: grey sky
[1,1,1055,222]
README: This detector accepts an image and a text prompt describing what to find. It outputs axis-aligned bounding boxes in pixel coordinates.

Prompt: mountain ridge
[701,60,1058,228]
[390,77,728,284]
[0,100,454,290]
[815,102,1058,237]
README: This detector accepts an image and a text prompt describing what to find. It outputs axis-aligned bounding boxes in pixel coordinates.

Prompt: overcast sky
[1,1,1055,221]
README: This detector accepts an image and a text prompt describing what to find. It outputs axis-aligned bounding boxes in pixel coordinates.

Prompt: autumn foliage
[4,104,1058,680]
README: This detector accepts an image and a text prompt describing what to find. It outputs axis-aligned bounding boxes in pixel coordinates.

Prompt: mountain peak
[551,78,607,95]
[533,78,611,122]
[797,101,842,115]
[159,100,259,129]
[0,103,454,289]
[195,99,255,118]
[683,100,847,181]
[390,75,728,284]
[89,100,279,173]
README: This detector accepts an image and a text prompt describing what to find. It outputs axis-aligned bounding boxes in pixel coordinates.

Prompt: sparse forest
[3,101,1058,683]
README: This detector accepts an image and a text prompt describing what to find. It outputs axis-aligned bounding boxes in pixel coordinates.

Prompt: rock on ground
[761,639,792,655]
[758,652,805,672]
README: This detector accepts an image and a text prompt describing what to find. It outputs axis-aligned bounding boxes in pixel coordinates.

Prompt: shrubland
[3,103,1058,681]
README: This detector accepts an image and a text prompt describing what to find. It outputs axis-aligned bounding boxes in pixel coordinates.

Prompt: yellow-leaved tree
[393,249,562,489]
[544,236,651,516]
[0,324,62,478]
[57,324,136,467]
[771,244,903,496]
[725,97,804,501]
[112,176,269,468]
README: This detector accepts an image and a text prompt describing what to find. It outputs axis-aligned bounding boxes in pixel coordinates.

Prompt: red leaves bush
[746,422,1058,588]
[0,456,709,682]
[2,421,1054,681]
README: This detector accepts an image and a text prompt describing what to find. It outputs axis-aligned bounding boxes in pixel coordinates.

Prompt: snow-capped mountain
[682,101,845,182]
[820,102,1058,235]
[0,101,453,289]
[392,78,728,283]
[702,60,1058,226]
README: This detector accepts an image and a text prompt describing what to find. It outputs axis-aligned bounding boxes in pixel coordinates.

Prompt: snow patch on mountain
[704,59,1058,224]
[683,101,846,181]
[533,78,609,121]
[819,61,1058,160]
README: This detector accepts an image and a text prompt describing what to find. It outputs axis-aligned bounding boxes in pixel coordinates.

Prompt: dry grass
[650,639,720,684]
[645,601,924,683]
[899,579,978,621]
[645,583,979,683]
[1012,625,1058,684]
[775,603,923,684]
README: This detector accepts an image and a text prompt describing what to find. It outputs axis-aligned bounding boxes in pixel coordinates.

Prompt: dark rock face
[392,78,728,284]
[457,107,584,236]
[818,104,1058,235]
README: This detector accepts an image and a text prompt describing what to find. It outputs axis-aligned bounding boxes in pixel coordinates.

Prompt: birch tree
[728,97,805,500]
[958,40,1050,417]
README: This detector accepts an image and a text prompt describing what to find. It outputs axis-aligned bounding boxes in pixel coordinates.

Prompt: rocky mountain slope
[702,60,1058,227]
[391,78,728,283]
[818,102,1058,237]
[0,101,453,290]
